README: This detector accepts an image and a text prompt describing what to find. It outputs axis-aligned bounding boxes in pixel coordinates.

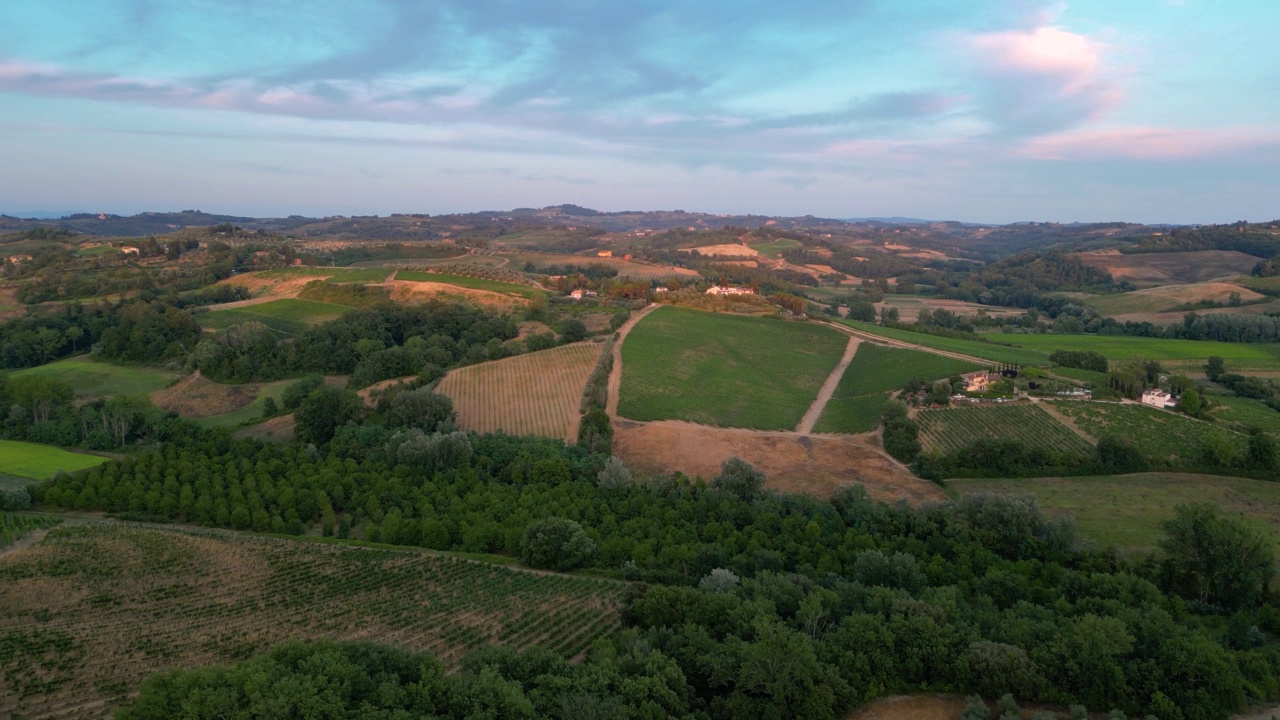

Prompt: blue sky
[1,0,1277,223]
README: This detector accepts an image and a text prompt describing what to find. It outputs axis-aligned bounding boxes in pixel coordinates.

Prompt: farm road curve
[795,336,861,434]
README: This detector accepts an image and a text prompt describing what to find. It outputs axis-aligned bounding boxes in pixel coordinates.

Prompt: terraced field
[619,307,847,430]
[0,524,627,720]
[436,342,602,441]
[813,344,979,433]
[917,403,1095,456]
[1047,400,1248,461]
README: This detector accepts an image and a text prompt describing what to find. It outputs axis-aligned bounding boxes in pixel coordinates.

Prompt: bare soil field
[683,243,760,257]
[385,279,528,311]
[436,342,603,442]
[217,271,332,299]
[1074,250,1259,286]
[149,372,260,417]
[612,420,944,504]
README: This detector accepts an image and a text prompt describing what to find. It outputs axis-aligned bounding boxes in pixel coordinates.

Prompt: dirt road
[604,303,661,418]
[795,336,860,434]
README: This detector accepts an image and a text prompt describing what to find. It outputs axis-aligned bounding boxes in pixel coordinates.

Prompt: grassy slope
[949,473,1280,558]
[1002,333,1280,372]
[194,380,292,429]
[11,356,180,399]
[199,298,350,336]
[619,306,847,430]
[838,320,1050,365]
[1209,395,1280,434]
[395,270,544,299]
[1047,400,1247,461]
[814,344,980,433]
[0,440,107,480]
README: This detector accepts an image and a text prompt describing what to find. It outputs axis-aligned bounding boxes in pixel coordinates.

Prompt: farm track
[819,321,994,366]
[796,337,861,434]
[604,303,661,419]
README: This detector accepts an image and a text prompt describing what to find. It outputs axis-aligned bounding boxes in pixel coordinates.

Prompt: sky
[0,0,1277,223]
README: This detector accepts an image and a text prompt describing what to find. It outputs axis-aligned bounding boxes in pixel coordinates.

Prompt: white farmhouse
[1140,389,1177,409]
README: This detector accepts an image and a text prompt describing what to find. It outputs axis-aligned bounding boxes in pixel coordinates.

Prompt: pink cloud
[1019,125,1280,160]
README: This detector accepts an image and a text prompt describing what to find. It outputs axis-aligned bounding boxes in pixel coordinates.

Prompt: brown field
[385,279,528,311]
[436,342,603,441]
[612,420,944,504]
[806,263,839,274]
[0,524,625,720]
[217,270,333,299]
[232,413,295,442]
[847,695,965,720]
[1074,250,1259,286]
[149,372,260,417]
[683,243,759,257]
[875,296,1023,322]
[1086,281,1265,318]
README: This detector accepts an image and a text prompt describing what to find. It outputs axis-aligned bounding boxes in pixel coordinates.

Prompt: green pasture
[194,380,292,430]
[199,298,350,336]
[11,356,180,399]
[0,440,107,480]
[323,268,396,282]
[618,306,847,429]
[950,473,1280,559]
[838,321,1050,366]
[812,344,979,433]
[1002,333,1280,372]
[748,238,803,259]
[1209,395,1280,435]
[395,270,544,300]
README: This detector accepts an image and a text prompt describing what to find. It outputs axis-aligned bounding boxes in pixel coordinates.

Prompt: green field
[839,320,1051,365]
[1049,366,1109,385]
[0,440,108,480]
[194,380,292,429]
[813,344,979,433]
[1001,333,1280,372]
[199,298,351,336]
[395,270,544,299]
[1047,400,1248,462]
[918,403,1095,456]
[618,306,847,429]
[1209,395,1280,434]
[0,524,626,719]
[950,473,1280,559]
[324,267,397,282]
[11,356,180,399]
[749,238,803,259]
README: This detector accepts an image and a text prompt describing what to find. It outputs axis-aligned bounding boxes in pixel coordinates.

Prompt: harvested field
[612,420,944,504]
[683,243,759,257]
[874,296,1023,322]
[1074,250,1259,286]
[385,279,528,311]
[436,342,603,441]
[1085,281,1265,317]
[149,372,260,418]
[0,524,626,720]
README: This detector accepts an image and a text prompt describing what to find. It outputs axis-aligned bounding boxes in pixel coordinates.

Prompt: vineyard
[436,342,603,441]
[917,403,1095,456]
[618,306,847,430]
[813,343,979,434]
[0,513,59,550]
[0,524,627,720]
[1047,400,1249,462]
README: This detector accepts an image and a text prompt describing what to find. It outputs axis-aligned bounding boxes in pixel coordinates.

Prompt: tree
[294,386,362,445]
[559,318,588,344]
[387,386,455,432]
[596,456,632,489]
[1159,503,1274,610]
[698,568,740,593]
[1177,387,1201,416]
[1205,356,1225,381]
[522,517,597,571]
[711,456,766,501]
[281,374,325,410]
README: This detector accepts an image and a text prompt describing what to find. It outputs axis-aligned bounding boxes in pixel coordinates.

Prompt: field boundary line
[796,336,861,434]
[605,303,661,420]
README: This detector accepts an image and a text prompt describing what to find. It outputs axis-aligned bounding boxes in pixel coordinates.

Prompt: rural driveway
[605,303,661,419]
[795,336,861,434]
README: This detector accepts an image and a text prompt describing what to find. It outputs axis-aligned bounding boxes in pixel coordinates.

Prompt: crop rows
[1047,400,1248,462]
[0,514,60,550]
[917,403,1095,456]
[437,342,602,442]
[0,524,626,720]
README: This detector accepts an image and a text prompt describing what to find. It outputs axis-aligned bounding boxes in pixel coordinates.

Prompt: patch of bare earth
[217,272,331,300]
[517,320,553,339]
[847,695,965,720]
[150,372,260,418]
[385,280,528,311]
[612,421,944,504]
[233,413,295,442]
[357,376,416,407]
[684,243,760,257]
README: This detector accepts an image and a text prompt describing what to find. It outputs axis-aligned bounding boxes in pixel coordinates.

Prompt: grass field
[1002,333,1280,372]
[1074,250,1260,287]
[0,524,626,720]
[949,473,1280,559]
[839,321,1051,365]
[395,270,544,300]
[1047,400,1248,462]
[1209,395,1280,434]
[619,307,848,429]
[917,403,1095,456]
[813,344,980,433]
[1082,282,1265,317]
[193,380,292,429]
[199,298,350,336]
[749,238,803,259]
[11,356,180,399]
[0,440,107,480]
[436,342,602,441]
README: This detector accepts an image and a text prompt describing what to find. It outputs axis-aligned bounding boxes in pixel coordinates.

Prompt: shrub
[596,456,632,489]
[711,456,766,501]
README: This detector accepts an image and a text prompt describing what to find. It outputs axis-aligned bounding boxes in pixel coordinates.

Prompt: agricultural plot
[194,380,292,429]
[1004,333,1280,372]
[917,403,1095,456]
[11,356,180,400]
[1083,282,1265,317]
[503,252,698,282]
[396,270,544,300]
[0,524,627,720]
[748,238,803,259]
[436,342,602,441]
[875,296,1022,322]
[1074,250,1260,287]
[1047,400,1248,462]
[950,473,1280,559]
[839,320,1050,366]
[1,513,59,549]
[618,307,848,430]
[1208,395,1280,435]
[0,440,107,480]
[813,344,980,434]
[198,298,350,336]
